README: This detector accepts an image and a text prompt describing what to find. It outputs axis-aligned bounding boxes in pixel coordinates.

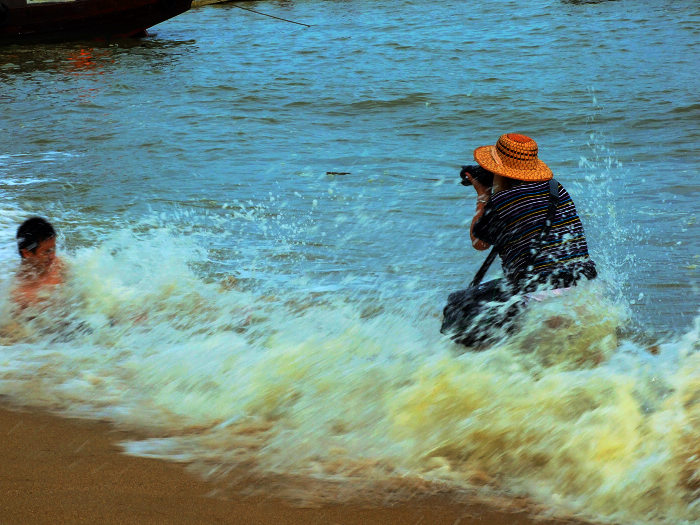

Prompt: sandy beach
[0,402,598,525]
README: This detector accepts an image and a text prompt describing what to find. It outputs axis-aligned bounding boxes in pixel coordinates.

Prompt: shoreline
[0,402,595,525]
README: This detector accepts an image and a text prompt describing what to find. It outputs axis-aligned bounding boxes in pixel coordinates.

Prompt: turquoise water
[1,1,698,523]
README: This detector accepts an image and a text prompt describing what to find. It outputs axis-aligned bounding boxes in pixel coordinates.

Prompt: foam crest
[391,324,699,522]
[1,225,698,524]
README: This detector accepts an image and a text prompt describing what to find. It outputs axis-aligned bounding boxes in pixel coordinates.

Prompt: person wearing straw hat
[441,133,597,348]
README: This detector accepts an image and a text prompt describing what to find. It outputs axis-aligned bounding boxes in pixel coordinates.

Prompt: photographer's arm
[471,200,491,250]
[465,171,492,251]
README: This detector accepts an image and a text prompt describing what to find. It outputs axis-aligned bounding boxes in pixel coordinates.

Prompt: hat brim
[473,145,553,181]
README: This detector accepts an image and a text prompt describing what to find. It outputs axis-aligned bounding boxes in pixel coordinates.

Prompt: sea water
[0,1,698,523]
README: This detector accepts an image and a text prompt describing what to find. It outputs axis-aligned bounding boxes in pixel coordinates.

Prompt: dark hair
[17,217,56,257]
[497,177,525,191]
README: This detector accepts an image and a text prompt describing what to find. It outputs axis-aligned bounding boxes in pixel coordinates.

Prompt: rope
[231,4,311,28]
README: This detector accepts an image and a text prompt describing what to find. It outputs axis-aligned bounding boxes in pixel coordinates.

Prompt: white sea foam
[0,225,698,524]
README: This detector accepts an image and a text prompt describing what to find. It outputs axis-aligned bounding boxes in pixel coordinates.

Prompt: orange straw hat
[473,133,552,181]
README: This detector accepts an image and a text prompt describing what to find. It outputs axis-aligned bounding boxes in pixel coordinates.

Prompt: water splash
[1,222,697,523]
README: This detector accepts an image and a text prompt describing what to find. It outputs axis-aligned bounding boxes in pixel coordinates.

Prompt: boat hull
[0,0,192,44]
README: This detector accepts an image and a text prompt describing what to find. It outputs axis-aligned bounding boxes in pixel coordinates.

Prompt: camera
[460,165,494,188]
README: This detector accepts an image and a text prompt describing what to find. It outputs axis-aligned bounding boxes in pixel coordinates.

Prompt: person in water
[441,133,597,347]
[12,217,65,308]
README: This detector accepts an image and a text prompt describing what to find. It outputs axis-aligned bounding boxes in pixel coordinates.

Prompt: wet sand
[0,403,594,525]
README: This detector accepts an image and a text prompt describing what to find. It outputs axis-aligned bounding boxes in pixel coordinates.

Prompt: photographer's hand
[464,170,491,202]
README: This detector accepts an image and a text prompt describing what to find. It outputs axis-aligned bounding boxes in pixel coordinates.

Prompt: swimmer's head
[17,217,57,266]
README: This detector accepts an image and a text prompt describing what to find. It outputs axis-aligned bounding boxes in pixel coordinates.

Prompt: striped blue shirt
[473,180,597,289]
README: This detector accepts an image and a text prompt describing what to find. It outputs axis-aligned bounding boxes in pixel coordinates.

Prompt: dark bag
[441,179,560,348]
[440,278,521,347]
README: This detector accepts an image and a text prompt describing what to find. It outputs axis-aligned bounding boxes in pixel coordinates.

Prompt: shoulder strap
[538,178,561,247]
[469,179,559,288]
[469,245,499,288]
